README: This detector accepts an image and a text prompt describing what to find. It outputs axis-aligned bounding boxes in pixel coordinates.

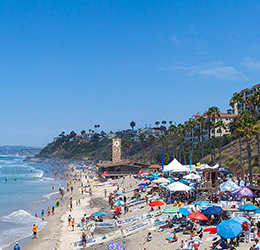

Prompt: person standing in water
[32,224,38,239]
[13,242,21,250]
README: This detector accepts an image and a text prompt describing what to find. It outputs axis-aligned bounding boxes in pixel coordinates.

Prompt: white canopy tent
[220,178,240,192]
[183,173,201,180]
[163,158,190,172]
[166,181,192,192]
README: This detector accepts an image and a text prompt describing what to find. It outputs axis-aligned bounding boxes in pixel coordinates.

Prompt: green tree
[216,120,226,166]
[236,110,260,185]
[176,124,187,164]
[122,140,131,159]
[130,121,136,130]
[207,106,220,164]
[147,134,156,163]
[197,116,206,163]
[158,134,166,152]
[155,121,160,128]
[230,93,244,173]
[205,120,214,165]
[194,127,203,163]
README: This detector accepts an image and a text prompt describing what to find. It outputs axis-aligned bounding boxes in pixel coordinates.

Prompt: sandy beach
[14,170,258,250]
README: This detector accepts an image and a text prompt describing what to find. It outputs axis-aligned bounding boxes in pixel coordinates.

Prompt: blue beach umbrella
[203,206,222,215]
[116,191,124,195]
[194,201,212,207]
[238,204,259,211]
[138,183,148,186]
[255,209,260,214]
[92,212,107,217]
[217,220,242,239]
[179,207,190,216]
[232,216,250,224]
[114,200,124,206]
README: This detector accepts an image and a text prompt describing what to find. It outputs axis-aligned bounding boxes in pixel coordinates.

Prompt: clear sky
[0,0,260,147]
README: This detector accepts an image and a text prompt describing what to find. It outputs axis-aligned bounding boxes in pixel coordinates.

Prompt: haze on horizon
[0,1,260,147]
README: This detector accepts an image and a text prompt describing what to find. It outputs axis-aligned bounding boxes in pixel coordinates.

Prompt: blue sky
[0,0,260,147]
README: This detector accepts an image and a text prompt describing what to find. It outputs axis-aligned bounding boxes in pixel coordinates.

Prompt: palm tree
[247,89,260,172]
[158,134,166,152]
[197,116,206,162]
[130,121,136,130]
[168,124,177,159]
[207,106,220,164]
[236,110,260,185]
[155,121,160,128]
[194,127,203,163]
[97,124,100,133]
[205,120,214,165]
[138,132,146,162]
[230,93,245,174]
[216,120,226,166]
[177,124,187,164]
[94,125,98,132]
[185,120,196,162]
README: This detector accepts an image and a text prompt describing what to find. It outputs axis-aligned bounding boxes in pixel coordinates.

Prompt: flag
[196,162,201,167]
[161,150,164,171]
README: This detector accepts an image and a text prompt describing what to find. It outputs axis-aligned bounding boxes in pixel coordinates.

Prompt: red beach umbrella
[101,172,110,177]
[138,170,146,175]
[149,200,165,207]
[188,212,208,221]
[114,206,121,212]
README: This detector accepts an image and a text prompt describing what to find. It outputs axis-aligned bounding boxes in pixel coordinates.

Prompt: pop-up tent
[163,158,189,172]
[183,173,201,180]
[220,179,240,192]
[166,181,192,192]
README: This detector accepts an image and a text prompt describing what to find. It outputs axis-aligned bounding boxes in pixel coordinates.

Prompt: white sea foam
[42,191,59,200]
[0,210,46,250]
[34,170,44,178]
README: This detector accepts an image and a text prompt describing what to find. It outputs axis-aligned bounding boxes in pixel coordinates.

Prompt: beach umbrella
[203,206,223,215]
[138,170,146,175]
[114,200,124,206]
[255,209,260,214]
[194,201,212,207]
[92,212,107,217]
[163,206,180,213]
[149,200,165,207]
[188,212,208,221]
[238,204,259,211]
[107,241,125,250]
[159,183,168,186]
[101,172,110,177]
[204,227,217,234]
[179,208,190,216]
[114,206,121,212]
[217,220,242,239]
[115,191,124,195]
[230,186,258,198]
[138,183,148,186]
[232,216,250,224]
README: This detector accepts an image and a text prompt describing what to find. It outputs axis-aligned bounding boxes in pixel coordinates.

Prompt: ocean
[0,155,67,249]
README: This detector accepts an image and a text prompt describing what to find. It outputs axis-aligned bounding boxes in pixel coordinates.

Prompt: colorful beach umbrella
[114,206,121,212]
[115,191,124,195]
[101,172,111,177]
[107,241,125,250]
[149,200,165,207]
[238,204,259,211]
[217,220,242,239]
[163,206,179,213]
[188,212,208,221]
[232,216,250,224]
[92,212,107,217]
[230,186,258,198]
[194,201,212,207]
[114,200,124,206]
[203,206,222,215]
[179,207,190,216]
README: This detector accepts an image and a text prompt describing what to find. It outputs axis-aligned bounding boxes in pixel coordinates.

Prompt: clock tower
[112,138,121,163]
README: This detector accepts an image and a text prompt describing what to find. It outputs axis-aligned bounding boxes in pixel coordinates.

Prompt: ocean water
[0,155,66,249]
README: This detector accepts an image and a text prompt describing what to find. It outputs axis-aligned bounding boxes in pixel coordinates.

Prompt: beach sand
[20,173,256,250]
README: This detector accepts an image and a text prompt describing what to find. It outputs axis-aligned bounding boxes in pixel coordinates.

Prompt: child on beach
[71,218,75,231]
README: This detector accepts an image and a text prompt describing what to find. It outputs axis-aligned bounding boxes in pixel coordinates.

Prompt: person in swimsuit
[81,232,87,247]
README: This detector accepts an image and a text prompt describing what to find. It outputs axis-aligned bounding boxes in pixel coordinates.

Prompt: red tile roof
[241,88,248,93]
[253,83,260,89]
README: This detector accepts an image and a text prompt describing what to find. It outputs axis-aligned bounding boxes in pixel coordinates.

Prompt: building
[185,111,237,144]
[228,83,260,114]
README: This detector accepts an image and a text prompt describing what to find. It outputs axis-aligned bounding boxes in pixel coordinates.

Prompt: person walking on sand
[104,189,107,197]
[68,214,72,226]
[71,218,75,231]
[13,242,21,250]
[32,224,38,239]
[52,205,55,215]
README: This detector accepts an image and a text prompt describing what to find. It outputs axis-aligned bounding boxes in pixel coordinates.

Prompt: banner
[150,214,169,225]
[142,209,162,219]
[95,221,115,228]
[86,237,99,247]
[116,215,142,226]
[123,220,150,236]
[99,230,122,243]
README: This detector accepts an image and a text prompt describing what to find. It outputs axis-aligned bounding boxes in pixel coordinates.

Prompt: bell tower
[112,138,121,163]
